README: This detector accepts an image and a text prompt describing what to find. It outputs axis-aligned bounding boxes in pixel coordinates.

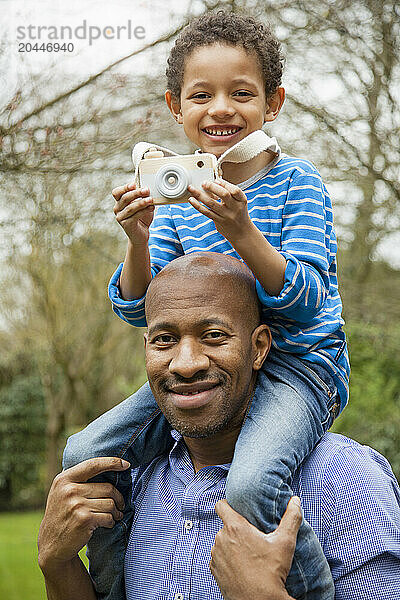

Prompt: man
[38,254,400,600]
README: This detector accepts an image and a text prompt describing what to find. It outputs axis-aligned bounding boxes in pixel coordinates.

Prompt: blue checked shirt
[124,431,400,600]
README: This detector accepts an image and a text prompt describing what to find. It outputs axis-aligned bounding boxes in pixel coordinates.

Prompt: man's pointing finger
[62,457,130,483]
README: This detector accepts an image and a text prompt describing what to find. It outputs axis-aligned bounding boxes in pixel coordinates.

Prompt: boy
[65,11,349,599]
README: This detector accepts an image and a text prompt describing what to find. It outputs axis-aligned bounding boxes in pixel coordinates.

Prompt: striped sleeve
[108,206,183,327]
[256,169,334,322]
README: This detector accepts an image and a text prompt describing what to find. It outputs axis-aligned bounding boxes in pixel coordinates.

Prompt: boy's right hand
[112,183,154,246]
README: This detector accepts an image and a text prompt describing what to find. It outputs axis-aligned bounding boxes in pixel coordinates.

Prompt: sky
[2,0,183,100]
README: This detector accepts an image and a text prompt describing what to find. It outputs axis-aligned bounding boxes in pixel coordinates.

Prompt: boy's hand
[210,497,301,600]
[112,183,154,246]
[188,179,252,243]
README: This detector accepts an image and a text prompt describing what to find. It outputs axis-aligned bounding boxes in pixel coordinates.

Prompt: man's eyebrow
[147,321,175,336]
[147,318,233,336]
[197,318,233,330]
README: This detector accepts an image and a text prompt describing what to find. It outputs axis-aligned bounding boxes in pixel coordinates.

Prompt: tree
[0,373,46,509]
[3,192,148,487]
[0,341,46,509]
[332,320,400,477]
[252,0,400,317]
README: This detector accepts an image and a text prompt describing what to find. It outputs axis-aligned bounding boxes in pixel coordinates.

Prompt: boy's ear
[165,90,183,123]
[264,87,285,123]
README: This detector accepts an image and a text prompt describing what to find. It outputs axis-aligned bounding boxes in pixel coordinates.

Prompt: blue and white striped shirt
[109,154,349,411]
[124,431,400,600]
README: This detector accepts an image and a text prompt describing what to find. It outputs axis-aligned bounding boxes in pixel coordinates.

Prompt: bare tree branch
[0,22,187,136]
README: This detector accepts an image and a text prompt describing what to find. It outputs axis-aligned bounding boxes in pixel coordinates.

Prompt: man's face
[144,273,268,439]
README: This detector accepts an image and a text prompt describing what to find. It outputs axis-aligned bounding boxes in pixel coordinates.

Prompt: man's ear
[264,87,285,123]
[251,324,272,370]
[165,89,183,123]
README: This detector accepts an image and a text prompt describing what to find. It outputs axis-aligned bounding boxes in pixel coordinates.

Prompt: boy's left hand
[188,179,252,243]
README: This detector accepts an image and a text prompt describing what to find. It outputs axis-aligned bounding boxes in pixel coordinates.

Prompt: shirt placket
[170,468,223,600]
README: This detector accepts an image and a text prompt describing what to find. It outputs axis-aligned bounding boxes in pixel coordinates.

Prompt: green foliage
[332,322,400,479]
[0,376,46,510]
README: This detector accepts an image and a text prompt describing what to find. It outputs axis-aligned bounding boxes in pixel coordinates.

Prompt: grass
[0,511,88,600]
[0,511,46,599]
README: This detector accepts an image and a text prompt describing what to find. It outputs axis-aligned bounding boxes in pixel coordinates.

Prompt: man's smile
[166,379,222,410]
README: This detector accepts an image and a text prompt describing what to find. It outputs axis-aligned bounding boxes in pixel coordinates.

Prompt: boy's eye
[190,92,210,101]
[233,90,253,97]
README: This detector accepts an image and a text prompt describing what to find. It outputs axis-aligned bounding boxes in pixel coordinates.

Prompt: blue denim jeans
[63,349,339,600]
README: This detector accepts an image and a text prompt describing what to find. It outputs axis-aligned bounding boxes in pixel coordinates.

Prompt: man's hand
[112,182,154,246]
[188,178,253,244]
[38,457,129,574]
[210,496,302,600]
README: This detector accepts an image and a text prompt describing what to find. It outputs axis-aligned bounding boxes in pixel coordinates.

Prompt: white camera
[137,148,219,205]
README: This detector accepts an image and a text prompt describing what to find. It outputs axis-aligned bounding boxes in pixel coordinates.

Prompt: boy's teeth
[204,127,239,136]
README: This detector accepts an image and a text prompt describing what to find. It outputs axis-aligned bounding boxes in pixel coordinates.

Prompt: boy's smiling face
[165,43,284,159]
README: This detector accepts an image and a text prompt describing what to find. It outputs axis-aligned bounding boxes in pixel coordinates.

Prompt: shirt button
[174,594,184,600]
[184,519,193,531]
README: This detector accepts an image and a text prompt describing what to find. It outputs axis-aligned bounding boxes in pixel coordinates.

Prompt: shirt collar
[169,429,231,483]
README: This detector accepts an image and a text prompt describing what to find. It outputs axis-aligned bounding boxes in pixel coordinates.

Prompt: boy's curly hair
[166,10,284,101]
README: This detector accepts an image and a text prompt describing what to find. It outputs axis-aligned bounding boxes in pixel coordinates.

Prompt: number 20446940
[18,42,74,53]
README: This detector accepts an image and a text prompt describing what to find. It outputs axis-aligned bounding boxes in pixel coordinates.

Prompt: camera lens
[155,163,189,199]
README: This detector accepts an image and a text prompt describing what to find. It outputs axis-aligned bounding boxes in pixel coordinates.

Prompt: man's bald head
[145,253,261,329]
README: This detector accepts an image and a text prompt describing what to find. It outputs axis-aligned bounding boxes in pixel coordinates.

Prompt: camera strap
[131,129,281,184]
[214,130,280,171]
